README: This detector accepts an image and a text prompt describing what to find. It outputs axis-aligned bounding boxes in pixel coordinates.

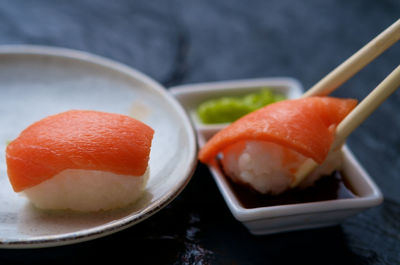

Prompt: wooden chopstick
[292,65,400,187]
[291,65,400,188]
[290,19,400,187]
[332,64,400,149]
[303,19,400,98]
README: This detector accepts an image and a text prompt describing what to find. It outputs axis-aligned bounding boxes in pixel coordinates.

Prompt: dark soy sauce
[226,171,357,209]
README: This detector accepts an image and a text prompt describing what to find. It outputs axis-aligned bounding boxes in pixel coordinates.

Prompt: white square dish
[170,77,383,235]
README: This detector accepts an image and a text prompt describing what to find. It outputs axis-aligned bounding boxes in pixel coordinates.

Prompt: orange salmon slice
[6,110,154,192]
[198,96,357,165]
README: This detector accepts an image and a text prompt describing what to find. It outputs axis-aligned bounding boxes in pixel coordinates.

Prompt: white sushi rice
[221,141,308,194]
[221,140,343,194]
[24,168,149,212]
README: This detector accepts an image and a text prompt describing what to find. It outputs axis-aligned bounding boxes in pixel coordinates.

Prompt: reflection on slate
[0,0,399,264]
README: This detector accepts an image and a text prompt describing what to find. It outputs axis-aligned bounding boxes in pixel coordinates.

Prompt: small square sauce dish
[170,77,383,235]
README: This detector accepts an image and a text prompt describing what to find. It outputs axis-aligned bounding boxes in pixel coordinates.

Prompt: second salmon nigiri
[198,96,357,194]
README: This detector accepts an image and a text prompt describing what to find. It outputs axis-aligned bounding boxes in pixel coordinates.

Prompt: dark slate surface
[0,0,399,264]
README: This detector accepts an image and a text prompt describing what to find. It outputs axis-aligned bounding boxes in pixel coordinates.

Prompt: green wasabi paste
[197,88,286,124]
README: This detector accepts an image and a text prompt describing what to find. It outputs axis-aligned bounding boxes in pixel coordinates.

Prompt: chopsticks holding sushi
[198,19,400,196]
[293,19,400,185]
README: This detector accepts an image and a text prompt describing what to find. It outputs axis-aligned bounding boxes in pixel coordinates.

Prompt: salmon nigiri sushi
[198,96,357,195]
[6,110,154,211]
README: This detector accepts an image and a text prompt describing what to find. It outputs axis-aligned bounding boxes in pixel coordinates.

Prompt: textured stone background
[0,0,399,264]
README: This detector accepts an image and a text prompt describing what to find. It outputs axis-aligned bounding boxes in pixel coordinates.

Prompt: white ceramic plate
[0,45,197,248]
[171,79,383,235]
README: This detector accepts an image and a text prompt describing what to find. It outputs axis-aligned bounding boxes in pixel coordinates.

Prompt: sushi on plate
[6,110,154,212]
[198,96,357,195]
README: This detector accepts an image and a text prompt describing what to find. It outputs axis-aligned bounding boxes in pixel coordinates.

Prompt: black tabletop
[0,1,399,264]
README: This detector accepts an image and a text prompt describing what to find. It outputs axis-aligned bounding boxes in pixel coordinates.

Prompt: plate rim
[0,44,198,248]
